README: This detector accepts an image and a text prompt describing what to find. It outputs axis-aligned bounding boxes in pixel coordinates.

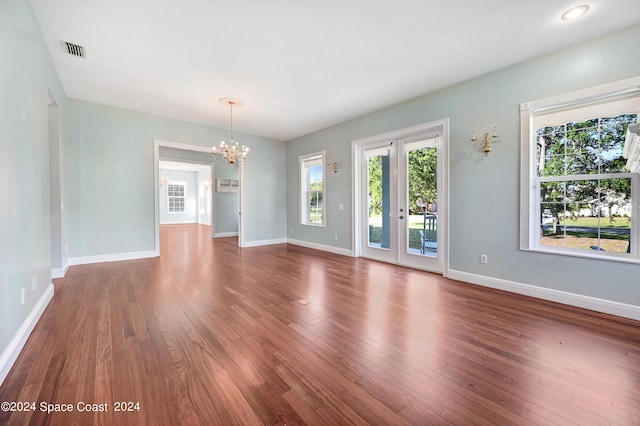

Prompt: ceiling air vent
[62,41,86,58]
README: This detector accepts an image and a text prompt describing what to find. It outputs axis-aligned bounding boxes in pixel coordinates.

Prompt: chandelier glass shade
[212,98,249,164]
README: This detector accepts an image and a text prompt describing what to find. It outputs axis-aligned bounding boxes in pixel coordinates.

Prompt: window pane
[599,125,626,174]
[169,197,185,213]
[309,165,323,191]
[537,132,566,177]
[300,154,325,226]
[539,125,565,136]
[567,118,599,132]
[540,178,631,253]
[540,181,565,203]
[565,179,597,203]
[566,127,598,175]
[598,178,632,253]
[540,203,566,248]
[309,191,323,224]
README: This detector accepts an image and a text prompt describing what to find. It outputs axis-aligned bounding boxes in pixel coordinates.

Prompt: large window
[300,152,325,226]
[167,183,186,213]
[520,77,640,261]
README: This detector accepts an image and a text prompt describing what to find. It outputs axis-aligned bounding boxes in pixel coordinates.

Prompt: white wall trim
[0,283,54,386]
[243,238,288,248]
[214,232,238,238]
[447,269,640,322]
[68,250,157,267]
[241,237,354,257]
[287,238,355,257]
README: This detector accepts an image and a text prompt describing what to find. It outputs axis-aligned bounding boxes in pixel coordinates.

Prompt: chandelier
[212,97,249,164]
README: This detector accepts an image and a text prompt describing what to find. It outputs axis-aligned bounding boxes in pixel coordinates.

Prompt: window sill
[523,245,639,265]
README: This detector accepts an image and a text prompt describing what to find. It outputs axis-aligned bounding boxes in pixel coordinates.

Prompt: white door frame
[351,119,449,275]
[153,139,245,254]
[238,159,245,247]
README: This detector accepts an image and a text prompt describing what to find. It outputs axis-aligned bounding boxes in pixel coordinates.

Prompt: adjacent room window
[300,152,325,226]
[167,183,186,213]
[520,78,640,261]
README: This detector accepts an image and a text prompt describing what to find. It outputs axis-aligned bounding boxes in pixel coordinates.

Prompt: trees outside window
[536,114,636,253]
[368,148,437,216]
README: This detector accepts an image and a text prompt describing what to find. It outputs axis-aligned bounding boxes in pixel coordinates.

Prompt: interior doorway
[158,160,213,227]
[153,140,243,255]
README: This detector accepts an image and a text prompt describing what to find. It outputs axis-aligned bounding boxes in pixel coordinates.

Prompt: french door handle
[399,215,405,219]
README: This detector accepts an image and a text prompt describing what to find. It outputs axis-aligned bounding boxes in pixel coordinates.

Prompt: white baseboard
[68,250,157,267]
[51,264,70,279]
[447,269,640,322]
[243,238,288,248]
[214,232,238,238]
[287,238,354,257]
[0,283,55,386]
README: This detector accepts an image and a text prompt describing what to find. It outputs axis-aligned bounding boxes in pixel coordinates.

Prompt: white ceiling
[30,0,640,141]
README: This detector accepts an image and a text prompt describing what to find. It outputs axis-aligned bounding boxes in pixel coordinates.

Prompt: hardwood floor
[1,224,639,425]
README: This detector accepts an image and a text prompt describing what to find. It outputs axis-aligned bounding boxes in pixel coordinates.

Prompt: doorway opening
[153,140,243,256]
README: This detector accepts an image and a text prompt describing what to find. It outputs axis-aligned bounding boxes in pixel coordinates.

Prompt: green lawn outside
[557,216,631,229]
[368,215,430,229]
[543,216,631,251]
[368,215,434,249]
[367,214,630,251]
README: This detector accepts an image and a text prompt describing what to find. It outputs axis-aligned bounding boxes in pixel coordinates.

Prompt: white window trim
[299,151,326,227]
[167,182,187,214]
[520,76,640,263]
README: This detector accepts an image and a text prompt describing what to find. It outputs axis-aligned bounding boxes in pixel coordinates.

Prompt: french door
[354,120,447,273]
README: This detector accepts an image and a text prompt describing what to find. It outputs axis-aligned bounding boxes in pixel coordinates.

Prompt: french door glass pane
[406,142,437,257]
[367,151,390,249]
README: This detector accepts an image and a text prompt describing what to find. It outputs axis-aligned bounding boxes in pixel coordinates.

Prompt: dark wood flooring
[1,224,639,425]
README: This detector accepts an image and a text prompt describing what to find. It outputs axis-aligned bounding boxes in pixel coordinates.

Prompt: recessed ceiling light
[561,4,590,20]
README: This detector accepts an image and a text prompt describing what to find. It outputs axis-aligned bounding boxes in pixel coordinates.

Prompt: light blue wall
[287,24,640,306]
[0,0,65,375]
[242,142,288,242]
[66,99,286,257]
[215,166,239,235]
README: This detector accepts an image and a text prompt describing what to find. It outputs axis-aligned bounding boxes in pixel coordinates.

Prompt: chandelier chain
[229,101,234,141]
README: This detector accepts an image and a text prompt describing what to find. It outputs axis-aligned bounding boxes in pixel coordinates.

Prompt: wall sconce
[326,157,339,173]
[159,176,169,186]
[471,127,498,156]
